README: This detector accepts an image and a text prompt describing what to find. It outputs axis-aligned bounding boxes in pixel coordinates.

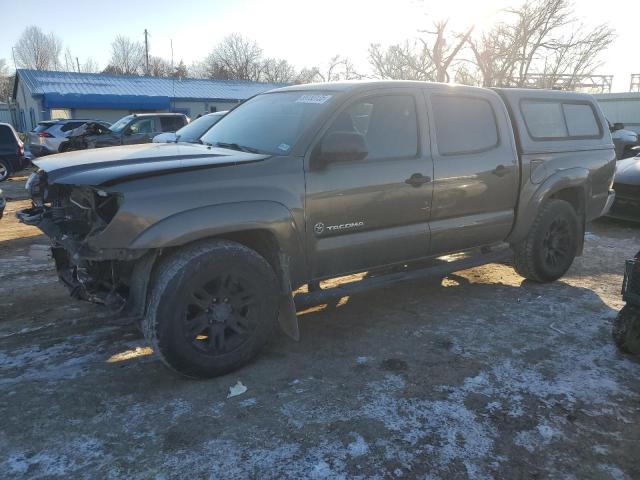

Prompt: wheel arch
[508,167,589,245]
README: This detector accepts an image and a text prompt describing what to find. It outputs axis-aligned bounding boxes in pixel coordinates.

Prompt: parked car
[609,121,640,160]
[27,119,111,157]
[608,154,640,222]
[65,113,189,150]
[0,122,28,182]
[18,82,616,378]
[153,111,227,144]
[0,189,5,219]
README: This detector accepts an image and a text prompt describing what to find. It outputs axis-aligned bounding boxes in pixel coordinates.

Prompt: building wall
[73,108,133,123]
[172,100,239,118]
[14,80,42,132]
[595,93,640,134]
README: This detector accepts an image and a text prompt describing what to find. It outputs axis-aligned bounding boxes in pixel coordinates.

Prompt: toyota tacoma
[18,81,616,378]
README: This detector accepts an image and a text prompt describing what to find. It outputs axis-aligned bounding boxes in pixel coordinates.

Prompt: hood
[33,143,269,186]
[614,156,640,186]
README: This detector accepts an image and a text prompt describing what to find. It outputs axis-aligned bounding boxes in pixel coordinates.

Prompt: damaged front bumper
[17,171,153,321]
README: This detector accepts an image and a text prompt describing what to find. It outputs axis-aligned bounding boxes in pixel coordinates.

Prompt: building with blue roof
[11,69,286,131]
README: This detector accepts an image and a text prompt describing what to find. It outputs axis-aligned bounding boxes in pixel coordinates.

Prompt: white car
[153,111,227,144]
[27,119,110,157]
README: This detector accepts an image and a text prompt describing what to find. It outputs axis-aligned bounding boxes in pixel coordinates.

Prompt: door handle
[492,165,510,177]
[405,173,432,187]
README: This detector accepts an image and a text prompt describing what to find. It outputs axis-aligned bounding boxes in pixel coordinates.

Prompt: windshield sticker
[295,94,332,104]
[278,143,291,151]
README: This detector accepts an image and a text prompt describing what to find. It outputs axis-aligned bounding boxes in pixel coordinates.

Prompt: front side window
[109,115,134,134]
[129,118,154,134]
[432,95,499,155]
[326,95,418,160]
[200,91,336,155]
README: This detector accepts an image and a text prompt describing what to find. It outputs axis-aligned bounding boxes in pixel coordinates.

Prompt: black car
[0,122,29,182]
[609,155,640,222]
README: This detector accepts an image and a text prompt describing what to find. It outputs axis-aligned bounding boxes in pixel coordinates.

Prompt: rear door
[425,88,519,254]
[160,116,186,133]
[305,87,433,278]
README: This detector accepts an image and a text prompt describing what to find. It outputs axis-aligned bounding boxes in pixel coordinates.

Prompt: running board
[294,244,512,309]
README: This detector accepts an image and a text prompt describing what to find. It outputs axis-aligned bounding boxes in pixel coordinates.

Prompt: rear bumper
[28,144,55,157]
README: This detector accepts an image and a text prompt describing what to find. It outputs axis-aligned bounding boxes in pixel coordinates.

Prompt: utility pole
[76,57,80,73]
[144,29,150,75]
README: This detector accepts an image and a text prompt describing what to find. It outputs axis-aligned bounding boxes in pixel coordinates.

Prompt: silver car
[153,111,227,143]
[27,119,110,157]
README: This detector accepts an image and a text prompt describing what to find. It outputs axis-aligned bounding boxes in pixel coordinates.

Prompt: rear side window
[160,116,185,132]
[327,95,418,160]
[563,104,600,137]
[432,95,499,155]
[0,125,15,144]
[520,100,602,140]
[33,123,54,133]
[60,122,86,132]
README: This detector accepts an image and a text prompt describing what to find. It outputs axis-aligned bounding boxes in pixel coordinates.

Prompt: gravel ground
[0,173,639,479]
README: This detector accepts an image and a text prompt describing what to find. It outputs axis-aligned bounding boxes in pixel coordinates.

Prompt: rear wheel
[513,199,579,282]
[143,240,279,378]
[0,159,11,182]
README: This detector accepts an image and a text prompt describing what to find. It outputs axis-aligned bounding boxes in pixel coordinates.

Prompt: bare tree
[261,58,297,83]
[0,59,13,102]
[148,56,172,77]
[368,41,435,80]
[203,34,263,81]
[297,55,361,83]
[419,20,474,82]
[172,60,188,78]
[368,21,472,82]
[13,26,62,70]
[468,0,614,89]
[107,35,144,75]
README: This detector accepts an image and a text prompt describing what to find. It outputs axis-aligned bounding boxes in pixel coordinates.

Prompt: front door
[305,89,433,279]
[425,89,519,254]
[123,117,157,145]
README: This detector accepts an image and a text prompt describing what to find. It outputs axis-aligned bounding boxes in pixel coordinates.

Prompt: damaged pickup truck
[18,81,616,378]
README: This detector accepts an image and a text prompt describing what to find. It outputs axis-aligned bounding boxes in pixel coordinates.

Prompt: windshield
[200,91,335,155]
[176,113,225,142]
[109,115,134,134]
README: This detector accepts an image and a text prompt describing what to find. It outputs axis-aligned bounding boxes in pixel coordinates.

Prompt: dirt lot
[1,171,639,479]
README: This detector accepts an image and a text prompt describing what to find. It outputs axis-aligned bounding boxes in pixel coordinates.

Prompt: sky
[0,0,638,92]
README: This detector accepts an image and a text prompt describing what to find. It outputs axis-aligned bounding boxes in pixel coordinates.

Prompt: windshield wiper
[213,142,262,154]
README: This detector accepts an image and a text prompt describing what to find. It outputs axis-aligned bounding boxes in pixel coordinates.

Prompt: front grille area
[613,183,640,199]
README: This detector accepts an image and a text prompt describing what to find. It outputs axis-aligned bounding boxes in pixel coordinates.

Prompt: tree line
[0,0,615,103]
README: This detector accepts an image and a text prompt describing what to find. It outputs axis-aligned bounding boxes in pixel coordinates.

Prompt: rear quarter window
[60,122,86,132]
[160,116,186,132]
[431,95,499,155]
[520,100,602,140]
[0,125,16,144]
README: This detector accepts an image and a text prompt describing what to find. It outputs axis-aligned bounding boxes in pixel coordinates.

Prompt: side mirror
[315,131,368,167]
[613,122,625,131]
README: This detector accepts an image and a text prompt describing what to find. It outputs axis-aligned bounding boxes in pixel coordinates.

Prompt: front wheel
[0,159,11,182]
[513,199,579,282]
[143,240,279,378]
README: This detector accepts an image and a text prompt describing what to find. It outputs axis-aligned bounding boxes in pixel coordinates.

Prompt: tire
[143,239,279,378]
[612,305,640,355]
[513,199,579,282]
[0,159,11,182]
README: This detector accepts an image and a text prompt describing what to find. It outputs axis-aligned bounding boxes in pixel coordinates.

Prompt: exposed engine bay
[17,171,151,319]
